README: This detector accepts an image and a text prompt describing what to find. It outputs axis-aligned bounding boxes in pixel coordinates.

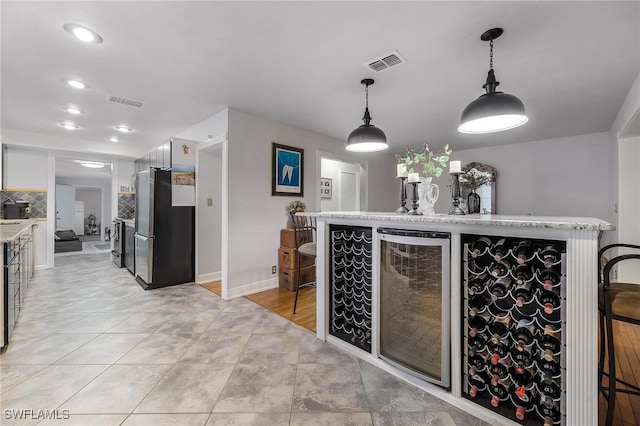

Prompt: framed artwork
[320,177,332,199]
[272,142,304,196]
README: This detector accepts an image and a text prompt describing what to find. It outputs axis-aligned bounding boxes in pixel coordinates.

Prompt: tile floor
[54,239,112,257]
[1,253,490,426]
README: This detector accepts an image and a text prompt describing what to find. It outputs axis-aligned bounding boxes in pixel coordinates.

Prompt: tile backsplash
[118,193,135,219]
[1,190,47,218]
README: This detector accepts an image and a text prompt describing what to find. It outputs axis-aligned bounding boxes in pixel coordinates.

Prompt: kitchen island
[304,212,614,426]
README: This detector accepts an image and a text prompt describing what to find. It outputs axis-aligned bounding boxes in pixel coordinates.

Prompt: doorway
[319,153,368,212]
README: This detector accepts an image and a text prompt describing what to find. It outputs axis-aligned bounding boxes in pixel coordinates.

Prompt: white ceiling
[1,1,639,159]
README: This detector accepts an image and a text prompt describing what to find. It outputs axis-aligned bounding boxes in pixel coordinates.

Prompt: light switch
[207,198,213,206]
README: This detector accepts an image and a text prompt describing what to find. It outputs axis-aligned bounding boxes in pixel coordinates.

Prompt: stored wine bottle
[468,293,491,311]
[538,395,562,425]
[539,325,562,354]
[539,289,561,315]
[488,356,511,385]
[488,376,511,407]
[467,276,487,295]
[541,244,560,268]
[468,331,489,352]
[468,310,491,338]
[489,336,510,365]
[539,269,561,291]
[538,349,562,377]
[510,362,535,387]
[492,238,509,261]
[512,319,536,346]
[488,313,511,341]
[512,344,534,369]
[512,383,537,421]
[468,349,489,375]
[514,263,533,285]
[468,372,489,398]
[490,276,512,298]
[471,236,492,258]
[537,376,562,400]
[489,260,511,277]
[515,240,533,265]
[514,280,535,307]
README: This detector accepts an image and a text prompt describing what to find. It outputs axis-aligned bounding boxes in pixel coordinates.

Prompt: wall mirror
[461,162,497,214]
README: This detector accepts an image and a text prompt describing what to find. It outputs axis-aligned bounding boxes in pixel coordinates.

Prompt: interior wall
[56,177,112,240]
[320,158,361,211]
[616,136,640,281]
[5,147,48,189]
[76,188,101,229]
[225,107,392,297]
[440,132,614,219]
[196,146,223,282]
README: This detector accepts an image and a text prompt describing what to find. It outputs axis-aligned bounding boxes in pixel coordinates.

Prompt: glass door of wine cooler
[378,228,451,388]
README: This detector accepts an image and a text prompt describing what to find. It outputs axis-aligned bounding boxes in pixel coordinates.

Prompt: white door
[55,184,75,230]
[74,201,85,235]
[339,169,359,211]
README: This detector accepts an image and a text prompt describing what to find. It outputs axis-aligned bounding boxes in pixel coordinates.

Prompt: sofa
[54,229,83,253]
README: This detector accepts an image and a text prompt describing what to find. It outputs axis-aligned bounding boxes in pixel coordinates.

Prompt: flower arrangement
[287,200,306,214]
[459,167,493,190]
[395,142,452,179]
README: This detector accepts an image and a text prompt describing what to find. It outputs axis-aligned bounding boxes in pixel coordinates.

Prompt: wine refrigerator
[462,234,566,425]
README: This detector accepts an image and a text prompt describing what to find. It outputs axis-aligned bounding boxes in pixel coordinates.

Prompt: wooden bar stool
[289,212,317,314]
[598,243,640,426]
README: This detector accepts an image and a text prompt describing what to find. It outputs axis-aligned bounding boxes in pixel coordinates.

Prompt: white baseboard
[35,264,52,271]
[197,271,221,284]
[226,277,278,299]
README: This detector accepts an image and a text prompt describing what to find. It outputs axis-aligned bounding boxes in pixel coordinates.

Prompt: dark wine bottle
[537,376,562,400]
[539,325,562,354]
[512,319,536,346]
[514,280,535,307]
[512,344,534,368]
[488,376,511,408]
[467,276,487,295]
[539,395,562,425]
[468,372,489,398]
[512,382,537,421]
[469,332,489,352]
[490,277,513,298]
[488,357,511,385]
[541,244,560,268]
[489,337,510,365]
[492,238,509,261]
[510,362,535,387]
[539,289,561,315]
[468,309,491,338]
[468,293,491,311]
[468,349,489,375]
[515,240,533,265]
[488,313,511,341]
[514,263,533,285]
[471,236,492,258]
[539,269,561,291]
[489,260,511,277]
[538,349,561,377]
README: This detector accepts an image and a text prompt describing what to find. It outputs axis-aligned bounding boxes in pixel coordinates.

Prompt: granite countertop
[0,218,37,242]
[302,211,615,231]
[121,218,135,226]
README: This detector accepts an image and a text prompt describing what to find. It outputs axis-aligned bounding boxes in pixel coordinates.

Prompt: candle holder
[395,176,409,214]
[407,180,422,215]
[449,172,466,215]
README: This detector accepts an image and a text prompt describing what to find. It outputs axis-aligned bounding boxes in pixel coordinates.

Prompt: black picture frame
[271,142,304,196]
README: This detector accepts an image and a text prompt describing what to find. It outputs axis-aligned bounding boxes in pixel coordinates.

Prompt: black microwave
[3,201,30,219]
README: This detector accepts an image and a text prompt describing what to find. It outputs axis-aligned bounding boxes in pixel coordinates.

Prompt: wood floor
[201,281,639,424]
[201,281,316,332]
[599,320,640,426]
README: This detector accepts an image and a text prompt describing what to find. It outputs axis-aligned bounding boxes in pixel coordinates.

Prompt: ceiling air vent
[106,95,144,109]
[364,50,407,72]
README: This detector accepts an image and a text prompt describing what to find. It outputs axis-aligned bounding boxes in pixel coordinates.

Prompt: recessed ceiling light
[65,106,82,115]
[110,137,119,142]
[63,24,103,44]
[67,79,87,89]
[115,126,133,133]
[59,122,79,130]
[78,161,106,169]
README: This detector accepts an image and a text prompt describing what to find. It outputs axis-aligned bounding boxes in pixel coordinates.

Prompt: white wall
[320,158,361,211]
[616,136,640,281]
[196,146,223,283]
[441,132,614,219]
[76,188,102,229]
[225,108,392,297]
[5,147,48,189]
[176,108,229,142]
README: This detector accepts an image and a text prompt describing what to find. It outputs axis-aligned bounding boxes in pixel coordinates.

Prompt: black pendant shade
[347,79,388,152]
[458,28,528,134]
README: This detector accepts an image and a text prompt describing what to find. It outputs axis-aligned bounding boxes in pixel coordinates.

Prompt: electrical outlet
[207,198,213,206]
[272,265,277,274]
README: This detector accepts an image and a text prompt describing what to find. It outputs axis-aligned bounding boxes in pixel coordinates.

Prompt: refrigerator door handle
[134,233,154,240]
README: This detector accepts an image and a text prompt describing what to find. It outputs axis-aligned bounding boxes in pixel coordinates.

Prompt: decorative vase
[467,189,481,214]
[418,177,439,215]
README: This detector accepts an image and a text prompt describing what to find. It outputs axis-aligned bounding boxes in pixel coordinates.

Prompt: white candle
[408,173,419,183]
[396,164,406,177]
[449,160,462,174]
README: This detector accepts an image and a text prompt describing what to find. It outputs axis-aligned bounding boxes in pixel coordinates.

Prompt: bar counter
[303,211,614,426]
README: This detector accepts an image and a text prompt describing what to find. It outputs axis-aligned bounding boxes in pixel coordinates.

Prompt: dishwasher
[378,228,451,388]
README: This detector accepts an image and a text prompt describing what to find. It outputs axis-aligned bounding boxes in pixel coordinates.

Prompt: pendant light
[458,28,528,134]
[346,78,388,152]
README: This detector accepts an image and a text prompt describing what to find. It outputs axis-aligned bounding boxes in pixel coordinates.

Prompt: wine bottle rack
[462,234,567,426]
[329,225,373,352]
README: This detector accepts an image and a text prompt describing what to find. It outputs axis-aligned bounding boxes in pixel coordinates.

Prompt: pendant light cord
[489,39,494,70]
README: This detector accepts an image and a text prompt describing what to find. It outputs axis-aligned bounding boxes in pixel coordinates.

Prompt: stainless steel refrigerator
[134,168,195,290]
